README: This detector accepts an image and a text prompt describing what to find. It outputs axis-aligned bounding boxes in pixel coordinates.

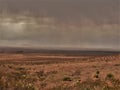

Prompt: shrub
[96,70,100,75]
[93,70,100,79]
[94,74,99,78]
[105,73,114,80]
[63,77,72,81]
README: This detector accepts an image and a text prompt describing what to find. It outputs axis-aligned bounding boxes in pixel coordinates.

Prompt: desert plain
[0,52,120,90]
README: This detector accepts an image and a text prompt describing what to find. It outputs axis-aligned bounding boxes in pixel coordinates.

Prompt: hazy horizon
[0,0,120,51]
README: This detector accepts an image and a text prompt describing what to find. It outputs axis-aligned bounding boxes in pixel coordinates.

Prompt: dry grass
[0,53,120,90]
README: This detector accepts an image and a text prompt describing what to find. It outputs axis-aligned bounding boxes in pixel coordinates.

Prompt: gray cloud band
[0,0,119,50]
[0,17,119,50]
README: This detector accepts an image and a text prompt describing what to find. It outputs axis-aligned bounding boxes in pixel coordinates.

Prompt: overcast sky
[0,0,120,50]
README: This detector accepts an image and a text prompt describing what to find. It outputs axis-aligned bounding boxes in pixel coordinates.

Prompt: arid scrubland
[0,53,120,90]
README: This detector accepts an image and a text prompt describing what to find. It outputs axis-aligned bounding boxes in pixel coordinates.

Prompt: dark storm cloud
[0,0,119,50]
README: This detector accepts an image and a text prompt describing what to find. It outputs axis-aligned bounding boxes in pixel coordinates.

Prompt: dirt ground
[0,53,120,90]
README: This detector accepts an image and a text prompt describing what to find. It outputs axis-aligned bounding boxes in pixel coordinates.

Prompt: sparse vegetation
[0,53,119,90]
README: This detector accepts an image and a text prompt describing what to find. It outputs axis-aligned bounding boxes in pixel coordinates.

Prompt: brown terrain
[0,52,120,90]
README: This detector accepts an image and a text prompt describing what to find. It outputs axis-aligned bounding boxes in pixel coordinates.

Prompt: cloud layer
[0,0,119,50]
